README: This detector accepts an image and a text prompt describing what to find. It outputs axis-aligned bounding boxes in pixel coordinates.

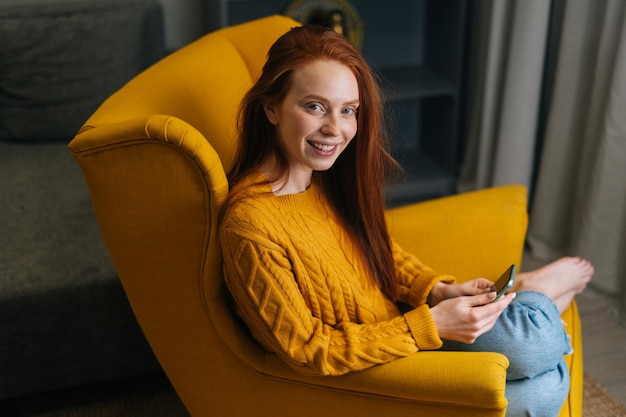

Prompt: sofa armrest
[385,185,528,282]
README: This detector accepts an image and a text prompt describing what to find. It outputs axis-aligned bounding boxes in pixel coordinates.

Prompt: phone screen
[491,264,516,302]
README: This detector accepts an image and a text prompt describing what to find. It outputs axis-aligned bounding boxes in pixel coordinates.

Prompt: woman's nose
[321,114,340,136]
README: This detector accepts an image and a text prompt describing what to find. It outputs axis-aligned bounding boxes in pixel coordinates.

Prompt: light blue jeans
[442,291,572,417]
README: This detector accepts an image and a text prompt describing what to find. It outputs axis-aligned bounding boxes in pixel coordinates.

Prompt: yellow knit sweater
[219,175,455,376]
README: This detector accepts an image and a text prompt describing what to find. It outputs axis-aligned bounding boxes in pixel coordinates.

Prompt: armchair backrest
[69,16,300,416]
[78,14,297,172]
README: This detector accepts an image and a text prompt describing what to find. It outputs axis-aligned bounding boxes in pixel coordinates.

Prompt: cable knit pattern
[219,174,455,376]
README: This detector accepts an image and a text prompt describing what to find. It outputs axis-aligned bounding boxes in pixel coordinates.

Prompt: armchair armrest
[385,185,528,282]
[263,350,509,411]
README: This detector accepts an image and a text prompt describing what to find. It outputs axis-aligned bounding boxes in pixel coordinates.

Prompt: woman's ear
[263,102,279,125]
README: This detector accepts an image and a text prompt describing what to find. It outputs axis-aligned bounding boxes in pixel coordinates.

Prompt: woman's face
[264,60,359,185]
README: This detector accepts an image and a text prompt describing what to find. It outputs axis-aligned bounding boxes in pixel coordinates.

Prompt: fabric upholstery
[69,15,582,417]
[0,144,159,400]
[0,0,165,399]
[0,0,163,141]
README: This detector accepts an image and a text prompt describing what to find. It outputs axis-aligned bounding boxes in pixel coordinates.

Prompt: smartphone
[491,264,516,302]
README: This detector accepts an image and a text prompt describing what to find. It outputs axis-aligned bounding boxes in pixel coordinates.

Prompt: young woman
[219,25,594,417]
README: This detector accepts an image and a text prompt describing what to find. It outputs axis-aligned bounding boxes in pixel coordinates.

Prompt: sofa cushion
[0,0,164,141]
[0,140,160,400]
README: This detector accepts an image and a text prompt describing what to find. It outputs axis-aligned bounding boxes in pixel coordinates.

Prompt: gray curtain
[460,0,626,323]
[459,0,551,191]
[527,0,626,323]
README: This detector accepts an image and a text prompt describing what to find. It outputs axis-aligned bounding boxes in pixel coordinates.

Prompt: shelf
[385,151,456,207]
[377,66,456,101]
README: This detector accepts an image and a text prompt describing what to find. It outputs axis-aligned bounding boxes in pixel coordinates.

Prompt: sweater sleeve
[392,241,456,307]
[220,222,437,377]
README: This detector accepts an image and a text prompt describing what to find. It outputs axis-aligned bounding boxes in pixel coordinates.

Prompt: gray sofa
[0,0,166,400]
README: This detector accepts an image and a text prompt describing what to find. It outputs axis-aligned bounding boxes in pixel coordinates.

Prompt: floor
[576,287,626,405]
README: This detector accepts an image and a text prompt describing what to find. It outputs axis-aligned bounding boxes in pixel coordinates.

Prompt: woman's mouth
[308,141,339,153]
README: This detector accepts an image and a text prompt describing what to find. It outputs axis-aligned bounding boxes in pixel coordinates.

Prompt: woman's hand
[430,291,516,344]
[428,278,494,307]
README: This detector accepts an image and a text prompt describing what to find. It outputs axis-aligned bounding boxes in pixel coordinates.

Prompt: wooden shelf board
[378,65,456,101]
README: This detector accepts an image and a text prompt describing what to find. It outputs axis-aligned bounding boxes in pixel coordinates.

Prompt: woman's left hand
[428,279,494,306]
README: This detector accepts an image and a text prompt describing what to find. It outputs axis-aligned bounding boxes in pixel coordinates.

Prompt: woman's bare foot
[512,257,594,313]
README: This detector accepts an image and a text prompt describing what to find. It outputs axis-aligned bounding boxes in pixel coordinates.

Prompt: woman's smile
[308,140,342,154]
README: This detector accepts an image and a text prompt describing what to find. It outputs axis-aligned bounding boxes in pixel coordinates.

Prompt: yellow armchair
[69,15,582,417]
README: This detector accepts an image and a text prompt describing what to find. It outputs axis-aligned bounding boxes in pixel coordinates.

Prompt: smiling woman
[225,22,396,324]
[218,24,593,417]
[225,24,398,302]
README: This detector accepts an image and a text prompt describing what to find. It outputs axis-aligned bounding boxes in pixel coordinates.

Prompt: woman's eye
[342,107,358,115]
[307,103,323,111]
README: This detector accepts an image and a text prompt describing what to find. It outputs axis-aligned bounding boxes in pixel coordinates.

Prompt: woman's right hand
[429,292,516,344]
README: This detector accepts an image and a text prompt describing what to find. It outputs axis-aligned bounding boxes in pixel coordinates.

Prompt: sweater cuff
[407,270,456,306]
[404,304,442,350]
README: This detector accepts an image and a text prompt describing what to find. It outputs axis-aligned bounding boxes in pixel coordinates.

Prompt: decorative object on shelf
[284,0,363,49]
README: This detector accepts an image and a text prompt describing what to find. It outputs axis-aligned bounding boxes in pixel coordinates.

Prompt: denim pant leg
[442,291,572,417]
[504,359,570,417]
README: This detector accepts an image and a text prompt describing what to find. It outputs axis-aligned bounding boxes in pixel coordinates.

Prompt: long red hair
[228,25,400,300]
